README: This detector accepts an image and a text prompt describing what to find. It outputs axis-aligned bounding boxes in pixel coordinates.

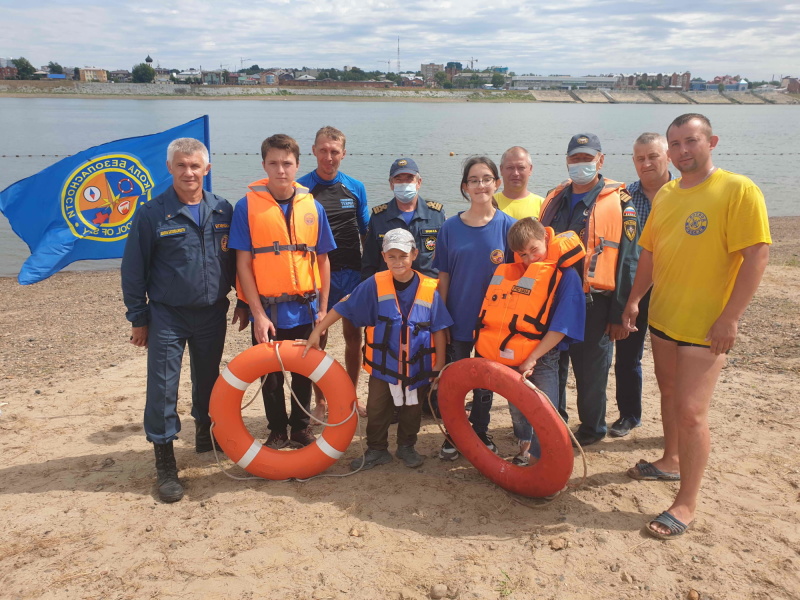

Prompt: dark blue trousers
[144,299,229,444]
[558,293,613,438]
[613,289,651,423]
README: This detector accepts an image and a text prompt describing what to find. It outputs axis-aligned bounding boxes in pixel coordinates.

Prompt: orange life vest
[236,179,321,307]
[475,229,585,366]
[363,270,439,390]
[540,179,626,293]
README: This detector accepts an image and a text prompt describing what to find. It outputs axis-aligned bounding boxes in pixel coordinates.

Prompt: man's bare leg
[342,318,366,417]
[649,334,680,473]
[649,345,725,535]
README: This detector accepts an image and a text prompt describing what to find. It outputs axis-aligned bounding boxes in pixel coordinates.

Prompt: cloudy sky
[3,0,799,80]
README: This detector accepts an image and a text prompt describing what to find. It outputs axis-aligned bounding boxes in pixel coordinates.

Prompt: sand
[0,217,798,600]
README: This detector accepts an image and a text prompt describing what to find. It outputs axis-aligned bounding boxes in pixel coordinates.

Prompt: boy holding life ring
[475,217,586,465]
[304,229,452,470]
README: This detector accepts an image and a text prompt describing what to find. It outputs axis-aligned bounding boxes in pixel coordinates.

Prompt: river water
[0,97,796,278]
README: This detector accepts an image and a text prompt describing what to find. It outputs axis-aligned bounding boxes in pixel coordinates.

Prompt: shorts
[650,326,709,348]
[328,268,362,309]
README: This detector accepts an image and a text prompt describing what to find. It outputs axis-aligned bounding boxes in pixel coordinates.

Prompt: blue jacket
[121,186,236,327]
[361,196,445,279]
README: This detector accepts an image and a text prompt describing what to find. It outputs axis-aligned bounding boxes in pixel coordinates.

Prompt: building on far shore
[511,74,618,90]
[690,75,748,91]
[421,63,444,86]
[79,68,107,83]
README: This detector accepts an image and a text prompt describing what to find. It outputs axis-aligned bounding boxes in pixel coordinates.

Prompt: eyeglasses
[466,177,496,187]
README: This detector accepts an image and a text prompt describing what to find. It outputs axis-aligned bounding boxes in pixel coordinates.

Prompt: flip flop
[645,511,691,540]
[627,460,680,481]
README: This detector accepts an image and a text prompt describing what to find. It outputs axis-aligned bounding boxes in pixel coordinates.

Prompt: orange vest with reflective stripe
[541,179,625,293]
[240,179,321,302]
[475,229,585,366]
[363,270,439,390]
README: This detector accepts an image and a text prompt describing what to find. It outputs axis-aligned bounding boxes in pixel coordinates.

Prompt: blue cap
[567,133,602,157]
[389,157,420,177]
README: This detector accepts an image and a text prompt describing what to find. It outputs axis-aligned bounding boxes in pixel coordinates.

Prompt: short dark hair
[261,134,300,162]
[314,126,346,149]
[507,217,546,252]
[460,156,500,201]
[667,113,712,140]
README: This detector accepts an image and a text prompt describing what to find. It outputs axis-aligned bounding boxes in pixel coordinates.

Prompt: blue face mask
[393,182,418,204]
[568,161,597,185]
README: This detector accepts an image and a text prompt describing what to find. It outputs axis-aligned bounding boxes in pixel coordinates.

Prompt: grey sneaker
[477,431,498,453]
[439,438,459,461]
[396,445,424,468]
[350,448,392,471]
[608,416,642,438]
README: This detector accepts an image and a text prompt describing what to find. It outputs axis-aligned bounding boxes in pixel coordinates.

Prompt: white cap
[382,228,416,253]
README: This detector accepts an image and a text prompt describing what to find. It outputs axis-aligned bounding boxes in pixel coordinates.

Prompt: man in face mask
[362,157,446,279]
[539,133,640,447]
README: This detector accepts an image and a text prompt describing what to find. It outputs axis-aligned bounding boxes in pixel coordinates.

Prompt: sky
[3,0,799,81]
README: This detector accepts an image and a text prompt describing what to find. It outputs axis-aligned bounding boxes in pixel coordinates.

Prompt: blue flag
[0,115,210,285]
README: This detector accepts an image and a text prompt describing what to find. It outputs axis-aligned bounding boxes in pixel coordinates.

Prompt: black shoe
[608,416,642,438]
[195,421,222,453]
[476,431,498,453]
[153,441,184,503]
[571,430,605,448]
[439,438,459,461]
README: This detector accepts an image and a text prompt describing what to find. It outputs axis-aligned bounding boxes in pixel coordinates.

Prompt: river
[0,97,796,278]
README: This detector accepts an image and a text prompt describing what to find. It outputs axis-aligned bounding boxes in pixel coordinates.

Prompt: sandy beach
[0,217,798,599]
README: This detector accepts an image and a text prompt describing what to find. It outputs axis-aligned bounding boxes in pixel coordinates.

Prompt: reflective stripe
[490,275,504,286]
[604,241,620,248]
[377,294,396,303]
[308,354,334,383]
[221,367,250,391]
[236,440,262,469]
[315,435,344,459]
[414,299,432,308]
[516,277,535,290]
[250,185,269,192]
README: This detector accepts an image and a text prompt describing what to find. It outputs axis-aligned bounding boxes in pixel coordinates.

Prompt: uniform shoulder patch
[620,189,632,202]
[426,201,443,212]
[371,203,388,215]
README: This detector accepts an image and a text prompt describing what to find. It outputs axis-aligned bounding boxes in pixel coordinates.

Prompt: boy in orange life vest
[476,218,586,465]
[304,229,452,471]
[229,134,336,449]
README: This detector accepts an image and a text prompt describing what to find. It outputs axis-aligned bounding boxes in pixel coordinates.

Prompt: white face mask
[568,161,597,185]
[393,182,417,204]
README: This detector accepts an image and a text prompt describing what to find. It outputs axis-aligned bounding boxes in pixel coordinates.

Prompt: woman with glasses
[433,156,516,461]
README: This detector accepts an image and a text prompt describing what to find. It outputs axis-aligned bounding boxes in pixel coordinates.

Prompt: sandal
[645,511,692,540]
[627,460,680,481]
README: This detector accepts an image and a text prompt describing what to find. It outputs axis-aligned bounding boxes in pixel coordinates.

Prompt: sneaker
[265,429,289,449]
[396,445,424,468]
[289,427,316,448]
[350,448,392,471]
[439,438,460,461]
[512,453,530,467]
[608,416,642,438]
[477,431,498,454]
[571,430,605,447]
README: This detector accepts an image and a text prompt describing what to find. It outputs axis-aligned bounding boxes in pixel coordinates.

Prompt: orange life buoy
[437,358,573,497]
[209,342,358,480]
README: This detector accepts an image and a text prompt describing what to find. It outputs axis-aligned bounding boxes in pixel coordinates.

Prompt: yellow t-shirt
[640,168,771,344]
[493,191,544,220]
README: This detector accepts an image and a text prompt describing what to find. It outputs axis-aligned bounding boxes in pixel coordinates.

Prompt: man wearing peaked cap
[539,133,641,447]
[361,157,446,279]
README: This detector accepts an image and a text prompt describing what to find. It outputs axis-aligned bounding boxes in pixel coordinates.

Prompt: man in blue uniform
[121,138,240,503]
[362,157,445,279]
[609,132,672,437]
[297,127,369,408]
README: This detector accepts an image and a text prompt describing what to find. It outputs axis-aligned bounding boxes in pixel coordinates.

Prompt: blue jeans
[507,347,561,457]
[447,340,494,435]
[558,293,613,438]
[613,289,650,423]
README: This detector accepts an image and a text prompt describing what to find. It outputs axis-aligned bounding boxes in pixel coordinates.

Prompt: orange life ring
[209,342,358,479]
[437,358,573,498]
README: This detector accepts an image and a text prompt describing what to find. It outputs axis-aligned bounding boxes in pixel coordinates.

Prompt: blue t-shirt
[570,191,589,216]
[334,273,452,333]
[186,202,203,225]
[334,273,453,334]
[400,210,414,225]
[229,196,337,329]
[432,210,516,342]
[547,267,586,351]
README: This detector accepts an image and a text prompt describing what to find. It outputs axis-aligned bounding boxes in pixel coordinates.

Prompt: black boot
[195,421,222,453]
[153,441,184,503]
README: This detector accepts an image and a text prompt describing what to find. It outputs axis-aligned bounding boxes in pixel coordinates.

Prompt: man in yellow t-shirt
[493,146,544,219]
[622,113,771,541]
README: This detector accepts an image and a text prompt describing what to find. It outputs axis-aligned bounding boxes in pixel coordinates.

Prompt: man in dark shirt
[297,127,369,415]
